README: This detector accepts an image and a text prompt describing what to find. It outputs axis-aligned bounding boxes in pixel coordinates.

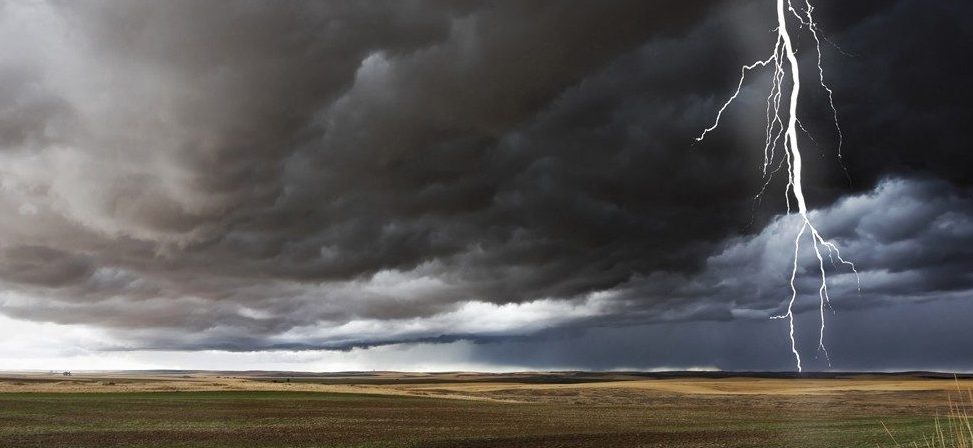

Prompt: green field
[0,390,939,447]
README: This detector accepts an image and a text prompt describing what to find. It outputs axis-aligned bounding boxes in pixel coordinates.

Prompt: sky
[0,0,970,372]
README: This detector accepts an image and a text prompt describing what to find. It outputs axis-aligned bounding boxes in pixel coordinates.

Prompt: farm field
[0,371,969,447]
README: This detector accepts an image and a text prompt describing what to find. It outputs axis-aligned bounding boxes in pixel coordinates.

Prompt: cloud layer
[0,0,970,370]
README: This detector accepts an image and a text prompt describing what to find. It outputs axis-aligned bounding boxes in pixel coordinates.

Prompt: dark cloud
[0,0,969,370]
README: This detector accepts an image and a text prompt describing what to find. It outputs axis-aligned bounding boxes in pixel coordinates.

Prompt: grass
[0,389,949,448]
[887,382,973,448]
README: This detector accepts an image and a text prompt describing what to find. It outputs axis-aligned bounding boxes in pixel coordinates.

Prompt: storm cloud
[0,0,970,370]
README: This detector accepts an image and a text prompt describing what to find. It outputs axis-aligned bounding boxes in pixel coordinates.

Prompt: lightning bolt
[695,0,860,371]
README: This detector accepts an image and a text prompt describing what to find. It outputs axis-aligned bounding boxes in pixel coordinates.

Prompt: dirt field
[1,371,969,447]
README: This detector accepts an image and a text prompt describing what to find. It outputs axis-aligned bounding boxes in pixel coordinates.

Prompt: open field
[1,371,970,447]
